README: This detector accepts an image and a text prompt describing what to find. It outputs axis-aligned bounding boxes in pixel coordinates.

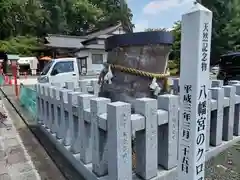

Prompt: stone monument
[177,2,212,180]
[99,31,173,105]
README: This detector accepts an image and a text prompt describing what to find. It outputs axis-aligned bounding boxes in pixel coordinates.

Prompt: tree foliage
[201,0,235,63]
[171,0,240,64]
[144,28,169,32]
[0,0,134,55]
[171,21,181,62]
[0,36,44,56]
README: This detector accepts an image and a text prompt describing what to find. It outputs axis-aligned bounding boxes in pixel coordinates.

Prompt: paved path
[0,100,41,180]
[1,86,84,180]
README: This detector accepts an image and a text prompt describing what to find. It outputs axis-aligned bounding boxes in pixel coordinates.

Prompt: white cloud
[143,0,193,15]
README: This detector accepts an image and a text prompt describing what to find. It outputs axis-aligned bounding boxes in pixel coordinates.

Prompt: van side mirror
[51,69,58,76]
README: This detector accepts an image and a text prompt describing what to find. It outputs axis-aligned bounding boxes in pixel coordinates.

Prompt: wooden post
[177,3,212,180]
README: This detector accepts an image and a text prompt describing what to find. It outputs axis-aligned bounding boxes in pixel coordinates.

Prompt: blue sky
[126,0,195,32]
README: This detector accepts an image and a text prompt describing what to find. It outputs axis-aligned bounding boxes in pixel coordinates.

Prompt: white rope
[149,77,161,96]
[104,65,113,84]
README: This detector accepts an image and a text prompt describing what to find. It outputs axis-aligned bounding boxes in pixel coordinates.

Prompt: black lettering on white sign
[201,23,210,71]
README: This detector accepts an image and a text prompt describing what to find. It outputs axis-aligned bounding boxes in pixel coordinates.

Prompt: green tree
[0,0,135,55]
[67,0,103,35]
[169,1,240,64]
[171,21,181,62]
[89,0,134,32]
[0,36,44,56]
[222,0,240,51]
[201,0,237,63]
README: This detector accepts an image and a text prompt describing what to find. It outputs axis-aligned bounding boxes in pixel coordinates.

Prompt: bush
[167,60,179,76]
[168,60,178,69]
[0,35,43,56]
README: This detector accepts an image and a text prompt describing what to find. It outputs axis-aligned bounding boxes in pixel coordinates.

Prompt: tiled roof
[45,35,86,49]
[45,23,122,49]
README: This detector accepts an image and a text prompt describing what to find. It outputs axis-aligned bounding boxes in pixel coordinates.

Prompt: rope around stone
[109,64,170,79]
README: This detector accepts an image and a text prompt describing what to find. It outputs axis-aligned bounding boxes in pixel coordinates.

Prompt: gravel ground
[205,142,240,179]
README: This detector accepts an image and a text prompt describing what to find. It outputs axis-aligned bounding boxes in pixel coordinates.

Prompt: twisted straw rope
[109,64,170,92]
[110,64,170,79]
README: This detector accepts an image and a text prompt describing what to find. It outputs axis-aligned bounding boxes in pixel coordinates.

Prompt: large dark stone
[100,31,173,104]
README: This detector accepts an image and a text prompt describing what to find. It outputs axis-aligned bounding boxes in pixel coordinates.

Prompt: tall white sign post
[177,3,212,180]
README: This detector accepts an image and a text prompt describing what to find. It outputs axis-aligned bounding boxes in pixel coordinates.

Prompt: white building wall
[76,49,107,74]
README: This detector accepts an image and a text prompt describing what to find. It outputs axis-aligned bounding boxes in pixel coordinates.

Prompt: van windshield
[41,61,54,75]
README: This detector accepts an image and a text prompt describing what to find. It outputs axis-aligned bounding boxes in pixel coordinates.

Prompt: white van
[37,57,101,88]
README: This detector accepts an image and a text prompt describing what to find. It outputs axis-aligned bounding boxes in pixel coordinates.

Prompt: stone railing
[52,79,100,96]
[35,80,240,180]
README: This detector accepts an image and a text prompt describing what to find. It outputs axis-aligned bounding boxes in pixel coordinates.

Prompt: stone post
[91,97,110,176]
[223,86,235,141]
[78,94,95,163]
[107,101,132,180]
[233,84,240,135]
[134,98,158,179]
[177,3,212,180]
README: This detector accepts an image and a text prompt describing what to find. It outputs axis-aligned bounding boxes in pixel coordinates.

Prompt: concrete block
[210,87,224,146]
[223,86,235,141]
[79,80,88,93]
[65,81,75,90]
[52,87,60,134]
[35,84,41,124]
[91,80,100,96]
[63,91,82,147]
[56,89,71,140]
[51,82,61,87]
[107,101,132,180]
[47,86,55,130]
[134,98,158,179]
[211,80,223,88]
[157,95,178,170]
[39,84,45,125]
[228,80,240,85]
[42,85,49,128]
[233,84,240,136]
[90,97,110,176]
[78,94,95,163]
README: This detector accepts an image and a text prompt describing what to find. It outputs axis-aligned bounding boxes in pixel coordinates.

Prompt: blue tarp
[19,83,37,118]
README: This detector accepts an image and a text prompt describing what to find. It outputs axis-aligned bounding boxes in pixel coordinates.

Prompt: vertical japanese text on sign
[180,84,193,174]
[195,21,210,179]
